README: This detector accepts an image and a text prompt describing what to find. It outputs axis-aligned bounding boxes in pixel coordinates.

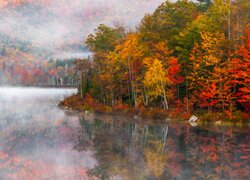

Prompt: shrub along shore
[59,94,250,126]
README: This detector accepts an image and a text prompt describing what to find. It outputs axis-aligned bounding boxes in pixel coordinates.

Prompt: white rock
[189,115,198,123]
[189,121,198,127]
[189,115,199,127]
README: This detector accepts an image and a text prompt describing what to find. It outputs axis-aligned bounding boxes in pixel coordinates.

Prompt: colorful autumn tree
[143,42,183,110]
[144,58,169,109]
[229,32,250,111]
[85,24,125,103]
[187,31,234,111]
[116,33,146,108]
[73,0,250,114]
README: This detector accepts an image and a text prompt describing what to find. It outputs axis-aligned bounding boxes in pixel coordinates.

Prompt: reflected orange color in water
[0,88,250,179]
[0,150,93,179]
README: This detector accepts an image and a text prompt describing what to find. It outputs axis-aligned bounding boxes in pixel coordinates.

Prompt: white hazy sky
[0,0,163,58]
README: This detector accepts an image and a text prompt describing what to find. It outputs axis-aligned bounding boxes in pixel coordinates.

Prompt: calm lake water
[0,88,249,180]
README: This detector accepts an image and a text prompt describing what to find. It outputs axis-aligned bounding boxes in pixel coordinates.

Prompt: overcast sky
[0,0,163,58]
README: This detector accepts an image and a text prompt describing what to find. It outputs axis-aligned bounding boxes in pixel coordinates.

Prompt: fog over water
[0,87,98,179]
[0,87,250,179]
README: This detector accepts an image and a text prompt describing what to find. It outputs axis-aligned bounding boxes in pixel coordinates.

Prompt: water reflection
[0,87,97,179]
[77,114,250,180]
[0,88,249,179]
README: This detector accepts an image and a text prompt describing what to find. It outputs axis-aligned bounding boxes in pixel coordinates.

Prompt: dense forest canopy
[77,0,250,114]
[0,0,249,113]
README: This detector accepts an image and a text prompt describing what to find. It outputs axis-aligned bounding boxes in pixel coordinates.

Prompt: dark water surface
[0,88,249,180]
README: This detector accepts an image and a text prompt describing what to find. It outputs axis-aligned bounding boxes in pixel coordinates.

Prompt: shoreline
[59,94,250,127]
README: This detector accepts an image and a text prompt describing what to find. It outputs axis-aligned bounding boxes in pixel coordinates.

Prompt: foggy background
[0,0,163,59]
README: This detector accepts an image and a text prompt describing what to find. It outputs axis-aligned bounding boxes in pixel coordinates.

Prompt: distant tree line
[0,58,78,87]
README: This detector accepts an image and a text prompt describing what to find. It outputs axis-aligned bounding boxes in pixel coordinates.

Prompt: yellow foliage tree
[116,33,146,108]
[201,31,227,66]
[144,58,171,110]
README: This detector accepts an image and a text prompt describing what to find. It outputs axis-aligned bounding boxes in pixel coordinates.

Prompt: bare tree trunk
[110,82,115,106]
[80,72,84,99]
[142,86,149,106]
[98,65,105,103]
[120,80,123,102]
[161,81,169,110]
[128,57,135,107]
[131,62,137,108]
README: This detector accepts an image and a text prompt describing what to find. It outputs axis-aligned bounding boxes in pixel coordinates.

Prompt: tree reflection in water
[76,113,250,180]
[0,88,249,179]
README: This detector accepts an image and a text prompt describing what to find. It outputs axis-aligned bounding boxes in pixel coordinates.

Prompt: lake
[0,87,249,179]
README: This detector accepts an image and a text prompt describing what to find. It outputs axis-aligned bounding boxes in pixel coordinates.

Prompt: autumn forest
[62,0,250,119]
[0,0,250,179]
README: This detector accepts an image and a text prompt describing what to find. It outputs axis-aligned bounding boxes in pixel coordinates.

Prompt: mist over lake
[0,87,249,179]
[0,0,250,179]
